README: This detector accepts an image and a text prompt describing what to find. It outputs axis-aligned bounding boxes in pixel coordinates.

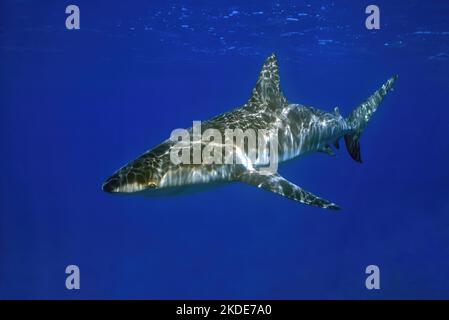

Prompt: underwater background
[1,0,448,299]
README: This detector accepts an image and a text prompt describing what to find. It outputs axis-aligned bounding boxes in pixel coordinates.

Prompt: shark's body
[103,54,397,210]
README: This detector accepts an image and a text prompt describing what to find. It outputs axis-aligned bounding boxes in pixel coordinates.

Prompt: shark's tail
[344,75,398,162]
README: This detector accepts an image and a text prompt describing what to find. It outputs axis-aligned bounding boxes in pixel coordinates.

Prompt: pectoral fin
[239,171,340,210]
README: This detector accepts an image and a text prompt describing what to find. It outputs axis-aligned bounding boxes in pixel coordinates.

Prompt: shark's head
[102,143,171,194]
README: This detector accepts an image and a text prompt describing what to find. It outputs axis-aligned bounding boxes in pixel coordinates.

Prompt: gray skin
[102,54,397,210]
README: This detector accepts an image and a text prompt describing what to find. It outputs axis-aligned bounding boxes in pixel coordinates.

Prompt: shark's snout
[102,168,159,194]
[102,177,120,193]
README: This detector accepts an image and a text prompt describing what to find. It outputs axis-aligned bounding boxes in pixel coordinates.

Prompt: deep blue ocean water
[1,1,448,299]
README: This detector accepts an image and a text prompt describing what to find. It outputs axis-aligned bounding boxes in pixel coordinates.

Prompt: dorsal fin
[334,106,341,117]
[247,54,287,110]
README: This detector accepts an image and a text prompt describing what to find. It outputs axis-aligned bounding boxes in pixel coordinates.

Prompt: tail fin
[345,75,398,163]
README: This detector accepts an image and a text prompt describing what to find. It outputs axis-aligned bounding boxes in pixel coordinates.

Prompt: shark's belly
[159,163,237,188]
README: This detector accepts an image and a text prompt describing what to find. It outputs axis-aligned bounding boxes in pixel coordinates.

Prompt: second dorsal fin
[247,53,287,110]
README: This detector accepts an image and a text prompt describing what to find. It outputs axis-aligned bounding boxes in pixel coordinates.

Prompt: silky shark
[103,54,397,210]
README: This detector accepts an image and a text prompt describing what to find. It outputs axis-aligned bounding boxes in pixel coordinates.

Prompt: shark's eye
[147,181,157,188]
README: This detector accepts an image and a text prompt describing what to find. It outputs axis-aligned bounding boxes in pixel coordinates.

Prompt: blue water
[1,1,448,299]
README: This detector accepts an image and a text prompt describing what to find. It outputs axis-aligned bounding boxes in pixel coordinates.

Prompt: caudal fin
[345,75,398,163]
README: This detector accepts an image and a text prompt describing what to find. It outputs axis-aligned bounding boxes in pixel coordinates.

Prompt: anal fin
[319,145,336,157]
[334,139,340,149]
[239,171,340,210]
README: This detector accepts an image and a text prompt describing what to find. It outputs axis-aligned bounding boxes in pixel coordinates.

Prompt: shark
[102,54,397,210]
